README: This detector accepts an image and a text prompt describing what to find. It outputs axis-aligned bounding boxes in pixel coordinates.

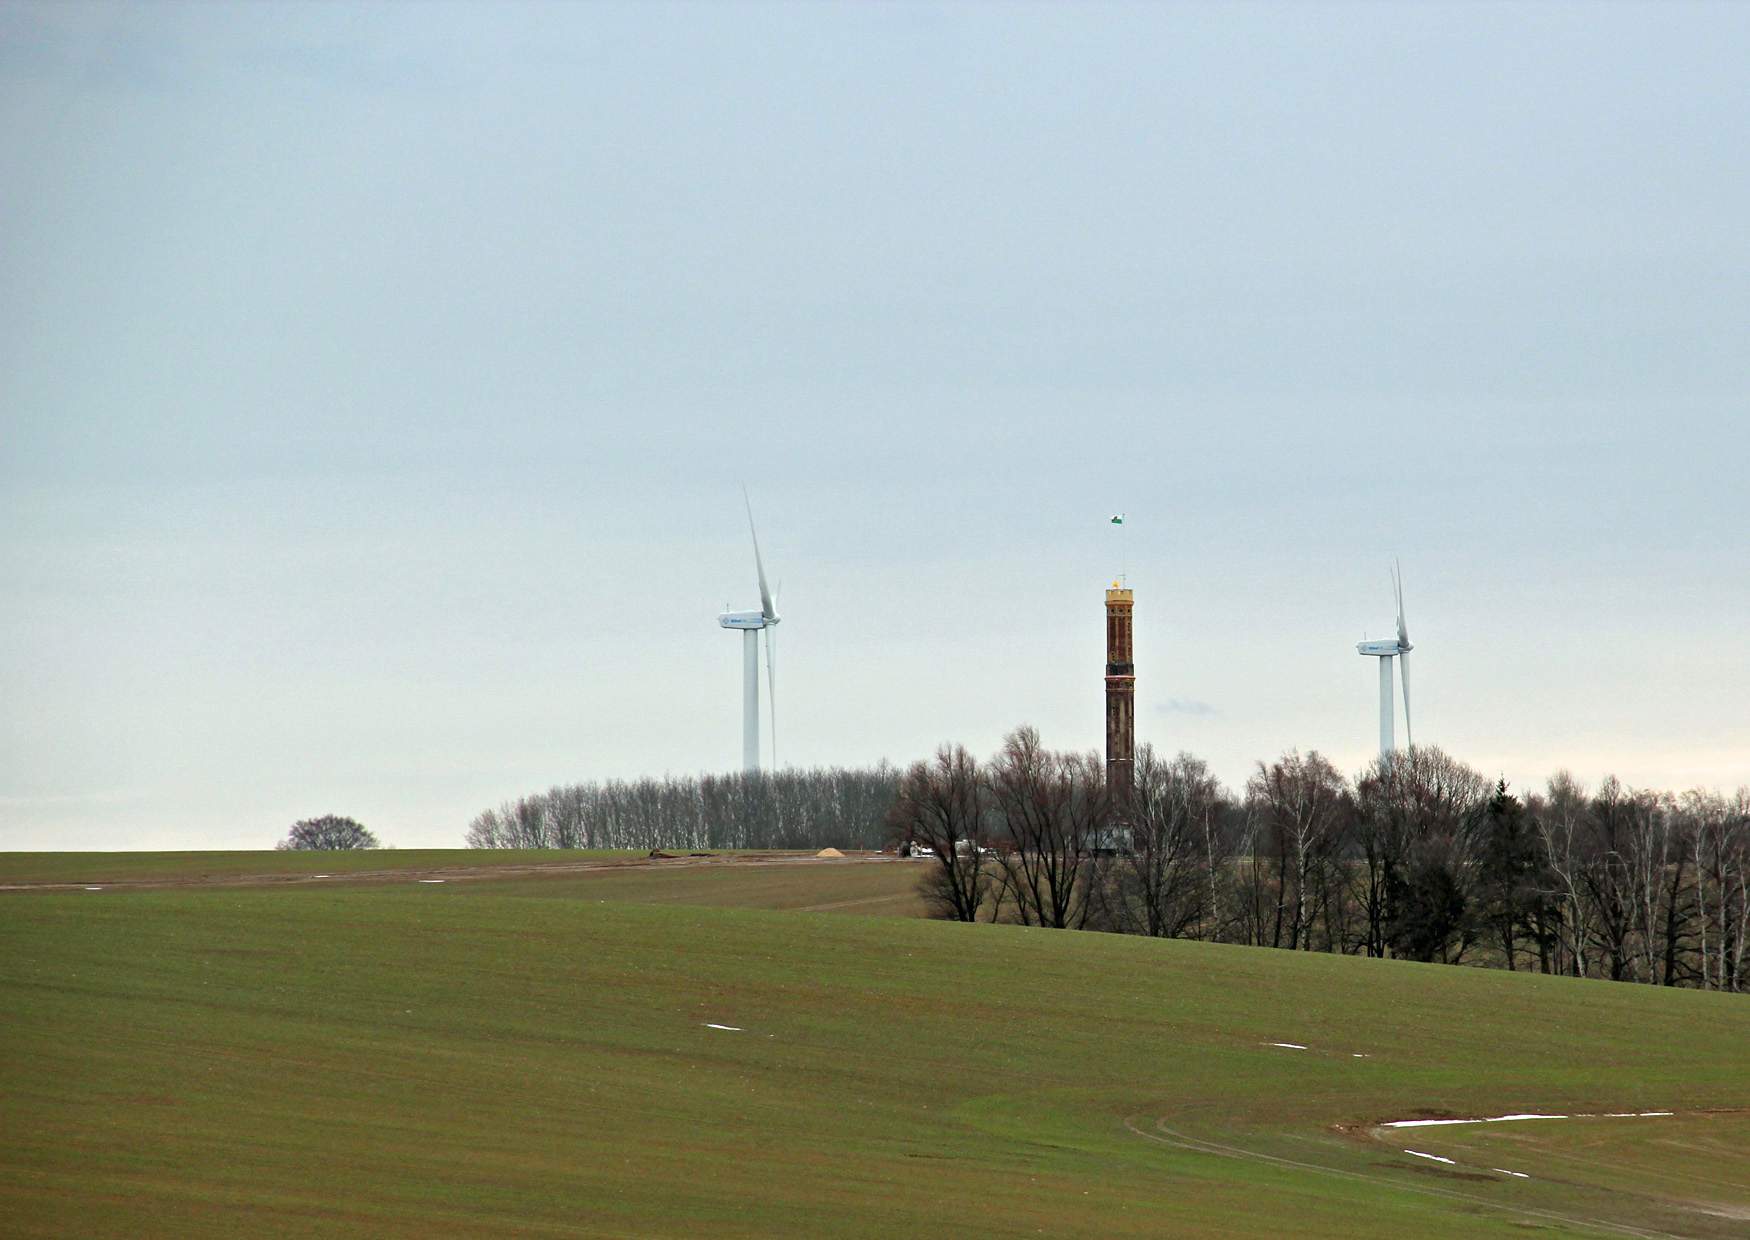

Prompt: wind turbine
[717,492,781,773]
[1356,562,1413,759]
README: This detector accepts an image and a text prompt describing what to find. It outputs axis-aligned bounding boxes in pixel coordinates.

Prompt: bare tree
[1350,766,1406,958]
[279,814,380,851]
[1728,789,1750,991]
[1580,776,1645,982]
[1626,792,1693,986]
[1246,750,1350,950]
[1531,772,1596,977]
[1350,747,1487,961]
[989,727,1110,930]
[1674,788,1750,992]
[1113,746,1228,937]
[887,744,992,922]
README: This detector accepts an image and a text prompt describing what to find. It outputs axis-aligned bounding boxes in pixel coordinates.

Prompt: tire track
[1124,1115,1691,1239]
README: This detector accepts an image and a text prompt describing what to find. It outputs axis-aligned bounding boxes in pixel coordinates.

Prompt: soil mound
[816,847,845,858]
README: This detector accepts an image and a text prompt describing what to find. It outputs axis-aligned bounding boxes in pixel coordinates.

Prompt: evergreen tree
[1385,846,1468,963]
[1477,780,1561,971]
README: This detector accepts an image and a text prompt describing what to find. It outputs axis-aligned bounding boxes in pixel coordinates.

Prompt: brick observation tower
[1105,582,1135,803]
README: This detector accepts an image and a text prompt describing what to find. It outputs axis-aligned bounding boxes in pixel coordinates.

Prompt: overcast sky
[3,1,1746,851]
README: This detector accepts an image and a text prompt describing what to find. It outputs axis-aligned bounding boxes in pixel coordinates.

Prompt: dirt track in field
[0,851,904,893]
[1125,1114,1693,1240]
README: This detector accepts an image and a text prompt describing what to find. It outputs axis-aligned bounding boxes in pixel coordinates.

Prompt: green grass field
[2,853,1746,1237]
[0,848,646,885]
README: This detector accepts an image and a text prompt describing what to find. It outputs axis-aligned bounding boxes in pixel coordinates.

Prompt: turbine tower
[717,492,780,773]
[1356,563,1413,759]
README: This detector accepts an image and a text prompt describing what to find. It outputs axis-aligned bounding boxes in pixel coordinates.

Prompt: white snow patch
[704,1023,741,1032]
[1384,1110,1677,1130]
[1265,1042,1308,1050]
[1492,1168,1532,1179]
[1404,1150,1456,1165]
[1383,1113,1566,1129]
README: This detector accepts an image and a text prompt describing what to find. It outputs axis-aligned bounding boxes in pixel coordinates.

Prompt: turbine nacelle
[718,610,773,630]
[1356,639,1405,657]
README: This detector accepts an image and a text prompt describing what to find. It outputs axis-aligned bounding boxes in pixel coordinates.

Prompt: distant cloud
[1157,698,1218,718]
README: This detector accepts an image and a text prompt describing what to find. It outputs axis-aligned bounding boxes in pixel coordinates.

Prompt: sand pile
[816,847,844,858]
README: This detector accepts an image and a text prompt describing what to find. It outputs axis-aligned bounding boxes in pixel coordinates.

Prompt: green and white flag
[1109,514,1125,525]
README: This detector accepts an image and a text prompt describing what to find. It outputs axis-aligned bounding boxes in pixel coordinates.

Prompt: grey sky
[3,1,1746,850]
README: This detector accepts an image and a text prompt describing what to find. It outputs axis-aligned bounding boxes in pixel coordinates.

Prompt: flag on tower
[1110,514,1125,525]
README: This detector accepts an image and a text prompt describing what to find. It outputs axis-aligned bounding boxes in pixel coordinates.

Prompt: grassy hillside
[0,849,930,916]
[2,867,1746,1237]
[469,856,929,915]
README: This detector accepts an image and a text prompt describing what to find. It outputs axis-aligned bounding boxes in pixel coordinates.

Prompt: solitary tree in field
[278,815,380,851]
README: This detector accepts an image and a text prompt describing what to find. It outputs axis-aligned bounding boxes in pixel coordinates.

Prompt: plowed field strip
[0,853,900,893]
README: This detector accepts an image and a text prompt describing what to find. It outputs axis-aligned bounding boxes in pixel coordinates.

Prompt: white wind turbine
[717,492,780,773]
[1356,563,1413,759]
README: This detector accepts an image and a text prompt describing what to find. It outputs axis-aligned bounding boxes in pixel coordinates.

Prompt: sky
[2,1,1746,851]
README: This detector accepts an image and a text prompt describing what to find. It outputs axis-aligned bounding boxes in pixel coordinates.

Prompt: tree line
[461,734,1748,993]
[887,728,1750,993]
[464,766,900,852]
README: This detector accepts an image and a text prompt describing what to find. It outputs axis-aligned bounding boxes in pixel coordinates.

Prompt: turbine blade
[744,488,776,621]
[1394,559,1410,648]
[765,625,777,769]
[1399,650,1413,750]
